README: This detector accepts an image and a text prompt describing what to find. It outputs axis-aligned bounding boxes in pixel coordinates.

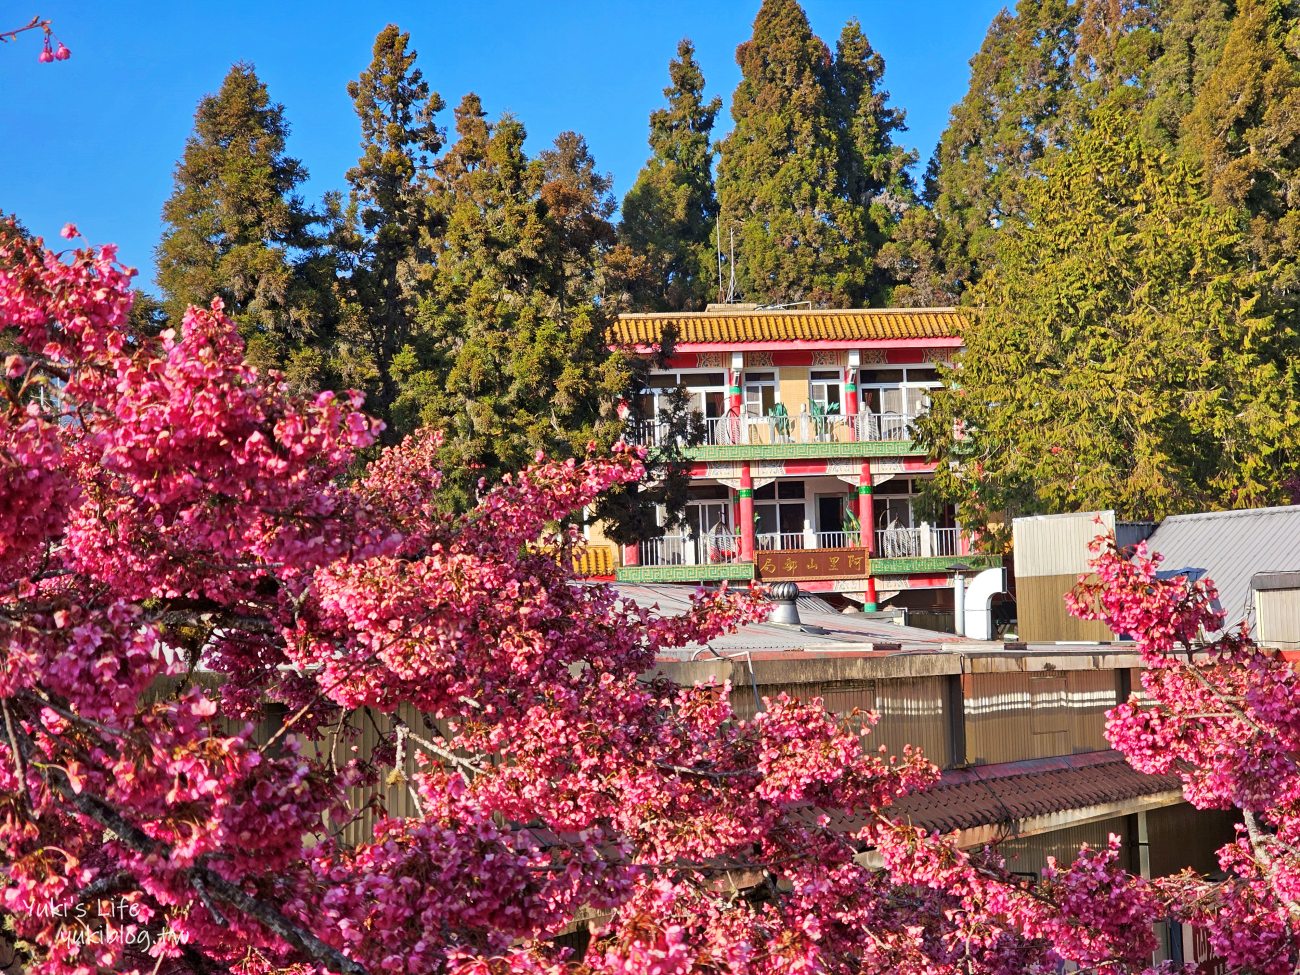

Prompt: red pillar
[858,460,875,556]
[738,462,755,563]
[623,543,640,567]
[844,369,859,441]
[859,459,877,612]
[729,368,743,415]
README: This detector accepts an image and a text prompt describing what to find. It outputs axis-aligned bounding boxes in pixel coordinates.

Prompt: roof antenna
[726,226,738,304]
[716,217,724,305]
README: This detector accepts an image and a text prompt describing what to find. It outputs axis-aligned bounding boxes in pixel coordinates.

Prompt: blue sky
[1,2,1004,290]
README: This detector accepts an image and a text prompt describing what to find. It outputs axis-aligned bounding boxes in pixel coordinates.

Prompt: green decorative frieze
[650,440,925,462]
[615,563,756,584]
[868,554,1003,576]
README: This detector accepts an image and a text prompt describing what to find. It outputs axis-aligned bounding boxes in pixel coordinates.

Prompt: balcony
[616,531,754,585]
[641,532,744,566]
[756,530,861,551]
[875,526,961,559]
[624,410,924,453]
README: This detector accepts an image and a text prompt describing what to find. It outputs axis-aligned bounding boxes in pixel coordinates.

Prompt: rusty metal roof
[803,751,1182,838]
[611,307,967,346]
[886,751,1181,834]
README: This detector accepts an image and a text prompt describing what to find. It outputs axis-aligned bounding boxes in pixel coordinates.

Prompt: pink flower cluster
[1,233,1261,974]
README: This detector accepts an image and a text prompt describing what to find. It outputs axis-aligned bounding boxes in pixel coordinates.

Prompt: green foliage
[156,63,331,390]
[716,0,912,307]
[1139,0,1233,149]
[384,97,629,509]
[926,0,1080,294]
[333,24,445,428]
[618,39,722,312]
[919,112,1300,544]
[1182,0,1300,307]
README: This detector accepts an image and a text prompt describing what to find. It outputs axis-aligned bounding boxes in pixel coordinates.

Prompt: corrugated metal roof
[611,307,967,346]
[613,583,983,654]
[1144,505,1300,634]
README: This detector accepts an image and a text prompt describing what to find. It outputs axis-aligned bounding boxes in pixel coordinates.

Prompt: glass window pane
[861,369,905,384]
[777,480,805,499]
[779,503,804,534]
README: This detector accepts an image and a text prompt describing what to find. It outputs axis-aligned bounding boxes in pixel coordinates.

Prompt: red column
[738,462,755,563]
[858,460,875,556]
[623,543,640,567]
[729,368,743,415]
[837,369,857,416]
[859,459,876,612]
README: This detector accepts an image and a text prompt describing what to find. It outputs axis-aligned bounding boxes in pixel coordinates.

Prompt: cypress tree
[336,24,444,429]
[156,63,329,388]
[1140,0,1232,149]
[397,103,628,508]
[926,0,1078,293]
[833,22,916,223]
[1182,0,1300,305]
[919,111,1300,542]
[715,0,870,306]
[619,39,722,312]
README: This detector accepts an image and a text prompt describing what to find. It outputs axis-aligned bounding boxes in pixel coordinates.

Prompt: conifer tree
[919,111,1300,542]
[335,24,444,428]
[1182,0,1300,306]
[926,0,1078,294]
[156,63,329,388]
[833,23,916,225]
[394,102,628,508]
[716,0,871,307]
[619,39,722,312]
[1139,0,1231,149]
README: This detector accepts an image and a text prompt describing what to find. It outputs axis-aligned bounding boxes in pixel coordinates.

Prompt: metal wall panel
[1017,574,1117,643]
[1012,512,1116,578]
[1146,803,1238,878]
[731,676,952,768]
[995,816,1133,877]
[1256,589,1300,649]
[966,670,1117,765]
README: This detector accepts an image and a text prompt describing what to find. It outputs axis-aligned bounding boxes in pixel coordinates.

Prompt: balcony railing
[756,530,862,551]
[640,532,743,567]
[874,526,961,559]
[626,410,924,448]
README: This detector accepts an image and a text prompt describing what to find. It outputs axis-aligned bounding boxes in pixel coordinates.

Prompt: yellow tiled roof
[573,545,616,578]
[611,307,966,346]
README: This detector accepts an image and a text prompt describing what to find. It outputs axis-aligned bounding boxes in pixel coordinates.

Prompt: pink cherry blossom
[1,232,1275,975]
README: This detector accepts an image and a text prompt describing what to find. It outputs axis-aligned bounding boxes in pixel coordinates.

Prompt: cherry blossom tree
[0,228,1176,974]
[0,16,69,61]
[1070,538,1300,974]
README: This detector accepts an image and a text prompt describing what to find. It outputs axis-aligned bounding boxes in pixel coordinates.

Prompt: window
[858,366,941,418]
[809,369,842,413]
[638,371,727,422]
[743,371,778,415]
[754,480,805,546]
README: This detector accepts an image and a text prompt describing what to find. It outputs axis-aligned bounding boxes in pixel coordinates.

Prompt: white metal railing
[640,532,742,566]
[756,530,861,551]
[627,409,927,448]
[874,526,962,559]
[855,411,921,442]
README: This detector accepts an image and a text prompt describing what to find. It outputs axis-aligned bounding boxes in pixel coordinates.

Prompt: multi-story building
[604,304,1002,616]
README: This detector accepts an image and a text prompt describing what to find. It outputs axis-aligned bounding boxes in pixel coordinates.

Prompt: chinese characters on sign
[757,548,867,581]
